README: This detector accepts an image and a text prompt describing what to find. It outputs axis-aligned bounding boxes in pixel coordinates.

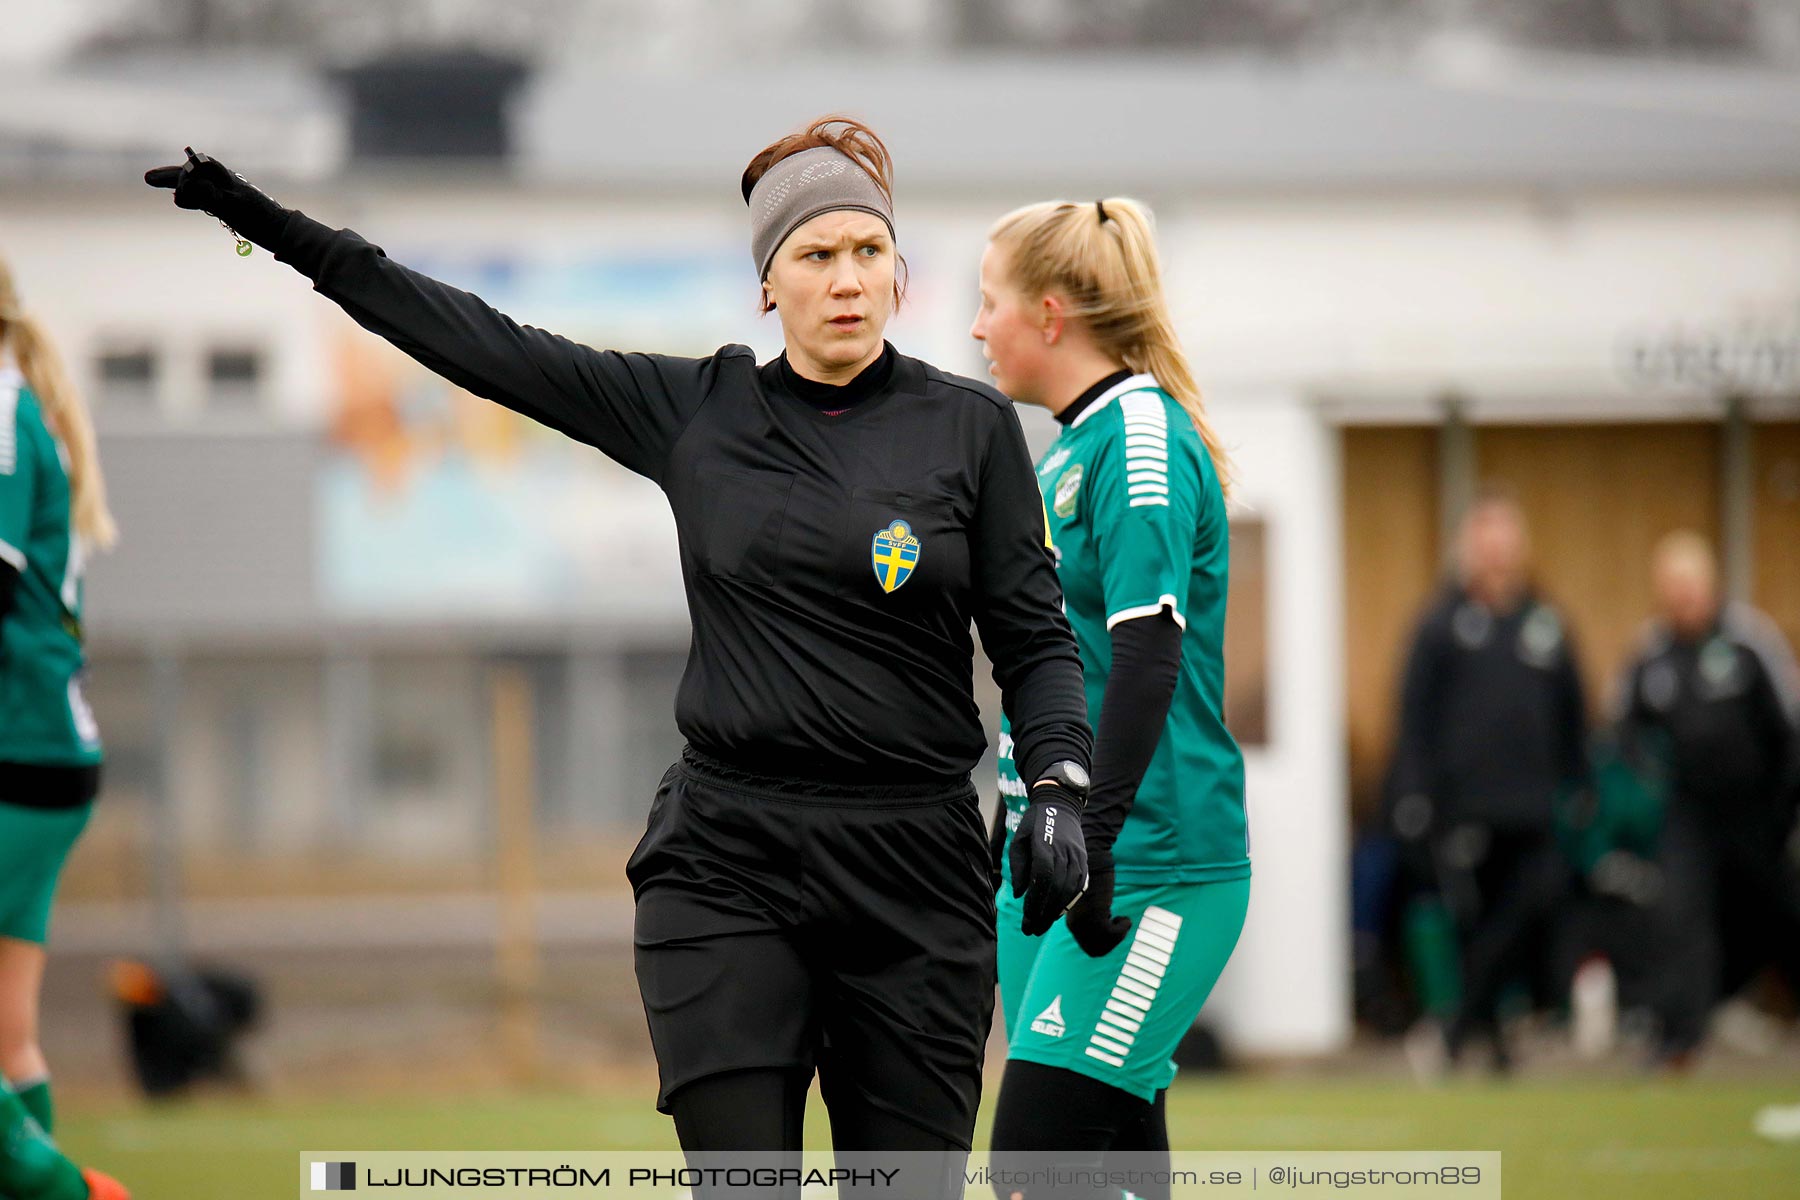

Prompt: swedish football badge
[1053,463,1084,518]
[872,520,922,593]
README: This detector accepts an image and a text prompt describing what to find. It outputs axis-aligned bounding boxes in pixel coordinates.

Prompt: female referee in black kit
[147,118,1093,1165]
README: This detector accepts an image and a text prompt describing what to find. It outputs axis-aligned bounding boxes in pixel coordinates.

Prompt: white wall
[1198,394,1351,1055]
[1159,190,1800,407]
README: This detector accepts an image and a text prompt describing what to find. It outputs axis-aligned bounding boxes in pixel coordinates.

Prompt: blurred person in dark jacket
[1388,487,1588,1072]
[1616,531,1800,1057]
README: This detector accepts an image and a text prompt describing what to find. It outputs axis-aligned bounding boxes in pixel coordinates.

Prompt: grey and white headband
[747,145,895,282]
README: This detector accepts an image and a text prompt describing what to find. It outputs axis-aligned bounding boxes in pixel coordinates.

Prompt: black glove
[1008,782,1088,936]
[144,148,292,250]
[1064,848,1132,957]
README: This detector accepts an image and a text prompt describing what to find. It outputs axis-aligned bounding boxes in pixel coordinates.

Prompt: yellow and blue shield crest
[871,520,922,594]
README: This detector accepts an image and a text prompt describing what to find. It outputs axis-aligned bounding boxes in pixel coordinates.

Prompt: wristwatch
[1031,760,1091,812]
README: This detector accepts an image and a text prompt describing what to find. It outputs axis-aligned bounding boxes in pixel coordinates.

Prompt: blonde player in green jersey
[973,200,1250,1197]
[0,257,130,1200]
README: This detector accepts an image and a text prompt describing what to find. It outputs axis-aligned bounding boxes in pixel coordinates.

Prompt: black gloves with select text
[1008,782,1088,937]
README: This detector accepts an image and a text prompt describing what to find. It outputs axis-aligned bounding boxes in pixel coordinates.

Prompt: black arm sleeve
[274,212,718,484]
[0,560,17,628]
[971,405,1092,786]
[1081,611,1184,858]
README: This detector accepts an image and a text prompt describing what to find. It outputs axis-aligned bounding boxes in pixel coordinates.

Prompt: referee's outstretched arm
[148,152,707,485]
[274,214,714,485]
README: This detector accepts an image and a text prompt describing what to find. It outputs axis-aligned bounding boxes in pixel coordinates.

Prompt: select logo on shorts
[871,520,921,593]
[1031,994,1067,1038]
[311,1162,356,1191]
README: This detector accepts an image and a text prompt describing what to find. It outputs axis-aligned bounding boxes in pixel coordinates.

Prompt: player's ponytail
[0,257,118,549]
[988,198,1232,498]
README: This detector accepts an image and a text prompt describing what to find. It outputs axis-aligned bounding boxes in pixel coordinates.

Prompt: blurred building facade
[3,32,1800,1056]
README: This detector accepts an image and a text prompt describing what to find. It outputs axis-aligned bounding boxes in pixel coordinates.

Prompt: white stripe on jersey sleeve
[0,379,18,476]
[1110,387,1183,571]
[1118,394,1170,505]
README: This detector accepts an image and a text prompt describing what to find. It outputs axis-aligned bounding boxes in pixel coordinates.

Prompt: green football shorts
[0,802,93,944]
[997,874,1249,1101]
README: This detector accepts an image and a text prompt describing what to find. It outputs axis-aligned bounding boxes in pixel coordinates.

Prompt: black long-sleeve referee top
[273,214,1091,788]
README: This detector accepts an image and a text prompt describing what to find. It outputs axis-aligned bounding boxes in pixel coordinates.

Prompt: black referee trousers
[625,747,996,1182]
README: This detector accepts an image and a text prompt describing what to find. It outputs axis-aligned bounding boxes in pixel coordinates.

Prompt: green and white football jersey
[999,375,1246,884]
[0,370,100,765]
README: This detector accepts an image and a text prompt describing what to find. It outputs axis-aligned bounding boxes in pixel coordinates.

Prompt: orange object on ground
[80,1168,130,1200]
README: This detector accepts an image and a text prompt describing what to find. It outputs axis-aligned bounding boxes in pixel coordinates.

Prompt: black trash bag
[110,959,262,1097]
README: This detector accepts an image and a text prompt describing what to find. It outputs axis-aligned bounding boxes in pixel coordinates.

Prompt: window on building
[207,346,264,412]
[95,345,157,411]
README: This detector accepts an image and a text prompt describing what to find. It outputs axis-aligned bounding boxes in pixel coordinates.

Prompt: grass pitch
[55,1076,1799,1198]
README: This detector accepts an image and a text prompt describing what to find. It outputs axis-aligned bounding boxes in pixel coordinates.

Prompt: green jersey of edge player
[972,198,1250,1187]
[0,255,130,1200]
